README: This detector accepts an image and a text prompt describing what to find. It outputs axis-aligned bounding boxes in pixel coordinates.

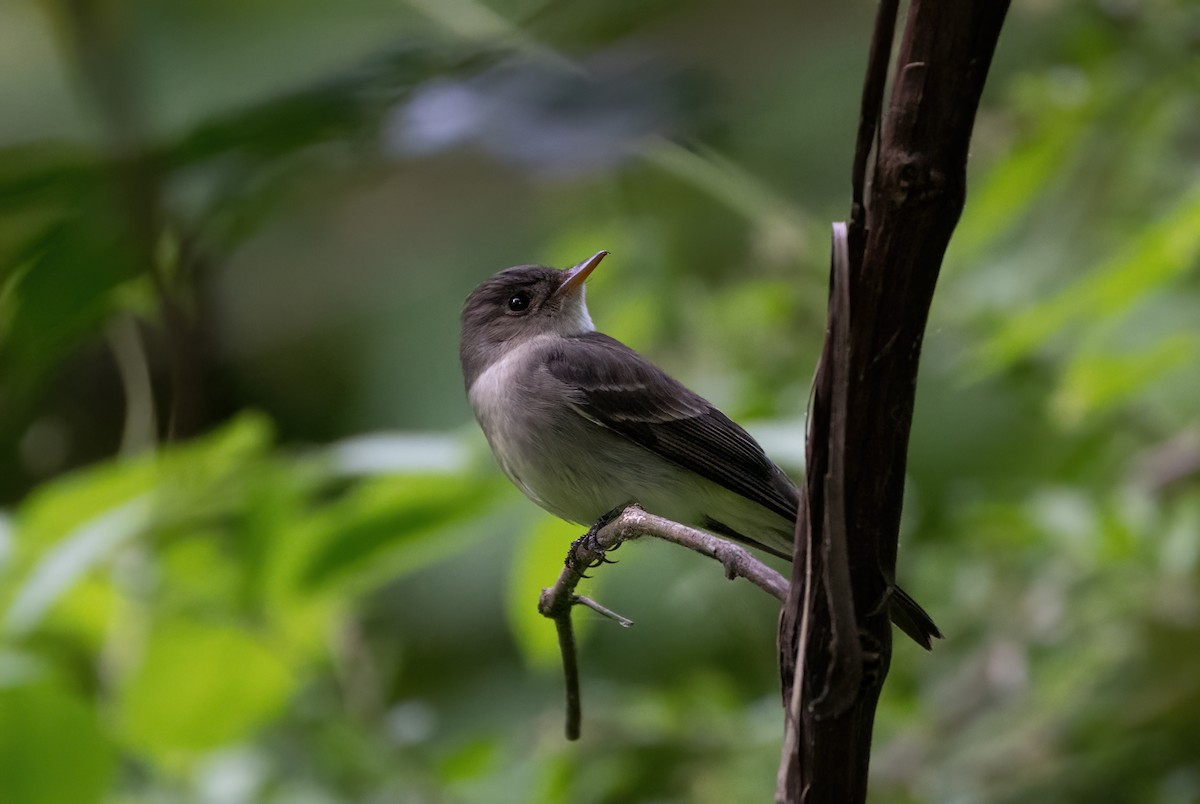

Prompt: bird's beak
[555,250,608,298]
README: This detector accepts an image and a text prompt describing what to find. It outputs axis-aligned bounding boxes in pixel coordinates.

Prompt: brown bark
[777,2,1010,801]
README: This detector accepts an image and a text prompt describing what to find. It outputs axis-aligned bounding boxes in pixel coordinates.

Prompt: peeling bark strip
[776,3,1010,802]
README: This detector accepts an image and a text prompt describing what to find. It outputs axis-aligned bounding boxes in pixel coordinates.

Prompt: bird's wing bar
[545,332,799,523]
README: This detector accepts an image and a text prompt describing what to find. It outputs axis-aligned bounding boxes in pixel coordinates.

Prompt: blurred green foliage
[2,0,1199,801]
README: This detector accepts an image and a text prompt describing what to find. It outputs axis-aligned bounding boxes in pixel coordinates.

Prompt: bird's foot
[566,504,637,577]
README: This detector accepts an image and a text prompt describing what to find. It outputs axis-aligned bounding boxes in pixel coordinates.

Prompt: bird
[459,251,940,648]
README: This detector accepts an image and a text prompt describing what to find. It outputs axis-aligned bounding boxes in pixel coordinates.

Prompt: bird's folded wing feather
[544,332,799,522]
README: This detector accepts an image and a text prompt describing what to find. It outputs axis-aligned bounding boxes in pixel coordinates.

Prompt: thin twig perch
[538,505,788,739]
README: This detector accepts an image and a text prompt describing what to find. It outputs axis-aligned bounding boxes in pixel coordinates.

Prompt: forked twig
[537,505,788,739]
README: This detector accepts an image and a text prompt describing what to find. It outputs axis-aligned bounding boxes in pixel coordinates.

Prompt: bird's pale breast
[468,337,794,552]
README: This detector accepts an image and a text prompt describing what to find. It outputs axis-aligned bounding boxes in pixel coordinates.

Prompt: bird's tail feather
[699,517,942,650]
[889,585,943,650]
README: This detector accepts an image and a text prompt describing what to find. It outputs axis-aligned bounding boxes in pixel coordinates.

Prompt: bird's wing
[544,331,799,523]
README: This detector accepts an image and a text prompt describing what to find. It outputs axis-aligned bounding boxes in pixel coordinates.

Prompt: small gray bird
[460,251,940,648]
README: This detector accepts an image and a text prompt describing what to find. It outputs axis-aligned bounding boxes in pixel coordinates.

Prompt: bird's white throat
[554,288,595,336]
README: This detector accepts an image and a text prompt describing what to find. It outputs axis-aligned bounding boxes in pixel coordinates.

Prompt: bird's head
[460,251,607,386]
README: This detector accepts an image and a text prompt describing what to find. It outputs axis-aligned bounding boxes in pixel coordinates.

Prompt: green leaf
[287,473,500,595]
[9,451,155,557]
[2,414,274,637]
[117,619,294,755]
[10,413,271,556]
[0,211,141,400]
[1052,335,1198,425]
[978,186,1200,371]
[0,683,115,804]
[4,498,150,636]
[952,103,1088,262]
[438,737,500,783]
[2,457,159,640]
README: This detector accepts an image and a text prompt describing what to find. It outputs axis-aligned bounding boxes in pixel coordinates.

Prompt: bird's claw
[564,504,633,575]
[566,530,602,575]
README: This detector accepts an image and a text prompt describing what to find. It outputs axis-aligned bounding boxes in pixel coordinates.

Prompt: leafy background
[2,0,1199,801]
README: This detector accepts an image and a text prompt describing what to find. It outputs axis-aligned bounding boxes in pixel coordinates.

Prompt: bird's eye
[508,292,531,312]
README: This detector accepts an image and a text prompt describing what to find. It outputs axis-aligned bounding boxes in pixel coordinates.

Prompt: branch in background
[58,0,219,441]
[105,314,158,456]
[538,505,788,740]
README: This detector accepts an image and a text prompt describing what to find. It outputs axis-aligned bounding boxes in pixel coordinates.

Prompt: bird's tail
[700,516,942,649]
[889,585,943,650]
